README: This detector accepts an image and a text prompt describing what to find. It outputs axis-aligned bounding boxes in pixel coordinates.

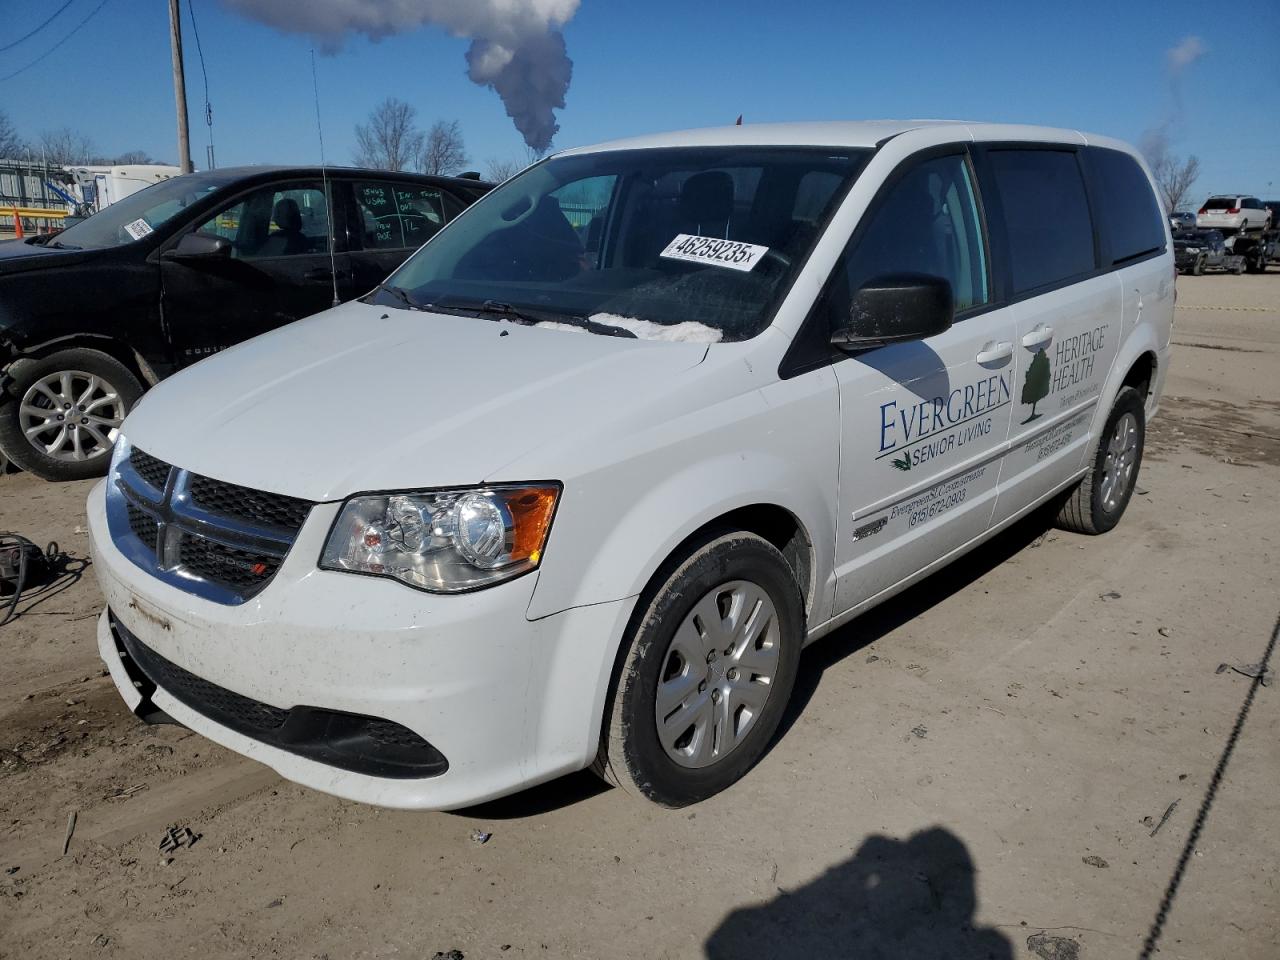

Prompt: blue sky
[2,0,1277,198]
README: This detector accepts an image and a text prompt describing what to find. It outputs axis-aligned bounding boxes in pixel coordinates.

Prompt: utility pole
[168,0,193,173]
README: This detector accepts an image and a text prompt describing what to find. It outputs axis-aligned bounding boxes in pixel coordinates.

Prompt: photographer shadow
[705,827,1012,960]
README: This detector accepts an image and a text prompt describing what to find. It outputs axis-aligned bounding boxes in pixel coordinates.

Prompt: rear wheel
[0,348,143,481]
[1056,387,1145,535]
[596,531,803,807]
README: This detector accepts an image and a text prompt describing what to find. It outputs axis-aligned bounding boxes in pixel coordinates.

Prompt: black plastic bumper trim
[109,611,449,780]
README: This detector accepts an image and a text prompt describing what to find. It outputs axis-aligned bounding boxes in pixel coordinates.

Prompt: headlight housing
[320,484,560,593]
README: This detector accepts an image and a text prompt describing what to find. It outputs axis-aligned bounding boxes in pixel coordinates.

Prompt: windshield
[52,172,235,250]
[374,146,870,342]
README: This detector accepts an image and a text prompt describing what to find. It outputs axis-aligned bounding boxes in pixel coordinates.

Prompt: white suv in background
[1196,195,1271,233]
[88,121,1173,810]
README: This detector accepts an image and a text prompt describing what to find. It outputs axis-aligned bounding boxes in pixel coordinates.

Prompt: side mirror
[830,274,954,352]
[164,232,232,260]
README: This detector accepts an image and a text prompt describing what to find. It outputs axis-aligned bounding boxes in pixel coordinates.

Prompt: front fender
[526,364,840,622]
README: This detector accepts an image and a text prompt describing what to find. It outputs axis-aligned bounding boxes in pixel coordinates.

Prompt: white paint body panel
[89,120,1173,808]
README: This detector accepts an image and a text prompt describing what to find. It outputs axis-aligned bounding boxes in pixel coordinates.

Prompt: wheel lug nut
[727,668,738,680]
[56,414,64,421]
[705,651,716,663]
[698,680,707,693]
[711,689,721,703]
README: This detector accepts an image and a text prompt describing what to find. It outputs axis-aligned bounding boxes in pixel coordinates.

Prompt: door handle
[304,267,347,281]
[1020,324,1053,349]
[976,341,1013,364]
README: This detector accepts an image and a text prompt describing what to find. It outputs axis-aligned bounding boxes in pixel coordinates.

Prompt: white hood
[123,301,709,501]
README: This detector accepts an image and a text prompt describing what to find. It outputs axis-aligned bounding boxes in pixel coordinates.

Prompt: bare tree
[0,111,21,159]
[112,150,158,165]
[39,128,96,166]
[1152,153,1201,214]
[484,157,522,182]
[420,120,467,176]
[354,98,423,172]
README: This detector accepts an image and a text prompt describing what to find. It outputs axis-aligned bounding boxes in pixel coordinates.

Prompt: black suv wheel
[0,348,143,481]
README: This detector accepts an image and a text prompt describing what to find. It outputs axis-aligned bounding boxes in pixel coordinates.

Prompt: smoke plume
[1140,35,1207,166]
[225,0,578,153]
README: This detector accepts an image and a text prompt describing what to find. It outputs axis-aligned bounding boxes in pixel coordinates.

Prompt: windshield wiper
[432,299,638,338]
[46,239,81,249]
[371,282,425,310]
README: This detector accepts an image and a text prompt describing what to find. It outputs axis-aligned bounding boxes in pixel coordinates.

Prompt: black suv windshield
[52,172,236,250]
[375,146,870,342]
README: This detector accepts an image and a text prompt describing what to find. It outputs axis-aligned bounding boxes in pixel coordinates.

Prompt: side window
[829,153,989,331]
[550,175,617,268]
[194,183,328,260]
[1085,148,1165,265]
[987,150,1095,294]
[354,181,447,250]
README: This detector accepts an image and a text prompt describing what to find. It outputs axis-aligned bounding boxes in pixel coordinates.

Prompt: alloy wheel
[1099,412,1139,512]
[18,370,125,462]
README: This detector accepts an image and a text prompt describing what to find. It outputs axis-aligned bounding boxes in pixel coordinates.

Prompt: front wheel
[1056,387,1145,535]
[0,348,143,481]
[595,531,803,806]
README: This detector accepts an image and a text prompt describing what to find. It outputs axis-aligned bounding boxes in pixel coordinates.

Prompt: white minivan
[88,121,1173,809]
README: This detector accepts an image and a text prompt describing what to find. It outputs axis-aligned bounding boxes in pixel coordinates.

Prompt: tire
[595,530,804,807]
[1232,258,1246,275]
[0,348,144,481]
[1191,255,1204,276]
[1056,386,1145,535]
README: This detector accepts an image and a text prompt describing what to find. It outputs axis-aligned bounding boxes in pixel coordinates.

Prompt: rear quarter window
[987,149,1096,295]
[1084,148,1166,265]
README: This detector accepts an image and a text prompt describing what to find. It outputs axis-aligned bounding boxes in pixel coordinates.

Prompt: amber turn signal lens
[499,486,559,565]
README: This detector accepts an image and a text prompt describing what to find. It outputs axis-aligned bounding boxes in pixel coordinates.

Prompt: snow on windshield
[535,314,723,343]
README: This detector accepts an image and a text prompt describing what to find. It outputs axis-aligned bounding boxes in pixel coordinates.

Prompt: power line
[185,0,215,166]
[0,0,77,54]
[0,0,112,84]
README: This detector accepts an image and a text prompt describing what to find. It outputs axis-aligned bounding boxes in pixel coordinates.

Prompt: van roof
[558,120,1126,156]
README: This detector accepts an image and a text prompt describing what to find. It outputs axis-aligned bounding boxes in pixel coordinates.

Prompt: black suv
[1172,228,1242,276]
[0,166,490,480]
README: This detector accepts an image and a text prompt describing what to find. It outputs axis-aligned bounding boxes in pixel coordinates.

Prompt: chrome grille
[125,501,160,552]
[188,474,312,534]
[108,443,315,605]
[129,447,171,493]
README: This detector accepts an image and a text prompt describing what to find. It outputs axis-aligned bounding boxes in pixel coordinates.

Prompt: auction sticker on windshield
[660,234,769,272]
[123,218,154,240]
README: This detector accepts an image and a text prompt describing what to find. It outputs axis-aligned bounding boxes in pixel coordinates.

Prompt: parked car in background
[1173,228,1242,274]
[1196,195,1271,234]
[0,166,491,480]
[1169,211,1195,233]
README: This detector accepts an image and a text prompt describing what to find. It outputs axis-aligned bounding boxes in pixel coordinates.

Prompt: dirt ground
[2,273,1278,960]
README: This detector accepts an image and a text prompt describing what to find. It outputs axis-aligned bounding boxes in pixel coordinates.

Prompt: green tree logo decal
[1021,347,1050,423]
[891,453,912,471]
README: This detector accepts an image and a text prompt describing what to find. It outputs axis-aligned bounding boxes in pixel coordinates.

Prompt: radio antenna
[310,48,340,308]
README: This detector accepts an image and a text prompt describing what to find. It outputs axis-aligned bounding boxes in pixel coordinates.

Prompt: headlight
[320,484,560,593]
